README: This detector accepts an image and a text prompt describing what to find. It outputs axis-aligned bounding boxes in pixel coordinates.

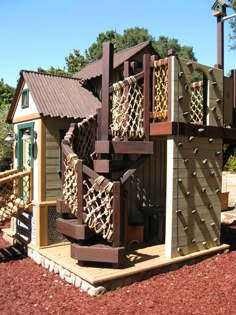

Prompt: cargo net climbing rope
[62,154,79,215]
[63,156,114,242]
[83,176,114,242]
[190,81,204,123]
[75,115,97,166]
[0,169,32,225]
[153,59,168,121]
[62,116,97,214]
[110,76,144,140]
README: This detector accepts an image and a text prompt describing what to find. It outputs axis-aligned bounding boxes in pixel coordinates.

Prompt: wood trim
[12,113,41,123]
[143,54,150,141]
[109,71,144,93]
[38,119,46,202]
[112,181,121,247]
[32,200,57,206]
[167,52,173,122]
[36,204,48,247]
[95,140,153,154]
[77,159,83,224]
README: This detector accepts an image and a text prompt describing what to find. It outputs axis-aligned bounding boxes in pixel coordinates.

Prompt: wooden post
[167,49,175,122]
[233,70,236,127]
[76,159,83,224]
[143,54,150,141]
[112,181,121,247]
[101,42,113,141]
[151,55,159,114]
[216,15,224,69]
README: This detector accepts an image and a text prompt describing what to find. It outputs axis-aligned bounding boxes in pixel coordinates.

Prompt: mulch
[1,223,236,315]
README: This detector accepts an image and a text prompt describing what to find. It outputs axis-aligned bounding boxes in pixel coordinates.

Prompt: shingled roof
[7,71,101,122]
[73,40,158,80]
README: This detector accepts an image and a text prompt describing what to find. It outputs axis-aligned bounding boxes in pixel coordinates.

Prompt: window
[21,89,29,108]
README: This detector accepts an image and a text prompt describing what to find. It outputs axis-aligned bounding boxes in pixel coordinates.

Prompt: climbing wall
[171,57,223,127]
[165,135,222,257]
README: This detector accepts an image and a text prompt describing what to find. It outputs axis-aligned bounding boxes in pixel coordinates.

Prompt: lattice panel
[190,82,204,123]
[76,116,97,166]
[0,171,32,225]
[62,154,78,214]
[153,60,168,121]
[110,76,144,140]
[83,176,114,242]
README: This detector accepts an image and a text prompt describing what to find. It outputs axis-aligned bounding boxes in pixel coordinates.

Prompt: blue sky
[1,0,235,87]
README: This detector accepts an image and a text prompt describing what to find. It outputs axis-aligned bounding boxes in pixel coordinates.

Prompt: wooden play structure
[0,0,236,286]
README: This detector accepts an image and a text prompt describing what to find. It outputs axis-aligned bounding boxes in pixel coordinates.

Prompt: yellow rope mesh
[0,170,32,225]
[62,154,79,215]
[83,176,114,242]
[190,81,204,123]
[110,76,144,140]
[153,59,168,121]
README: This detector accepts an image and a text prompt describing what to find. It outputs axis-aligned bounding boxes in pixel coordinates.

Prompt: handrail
[0,168,18,179]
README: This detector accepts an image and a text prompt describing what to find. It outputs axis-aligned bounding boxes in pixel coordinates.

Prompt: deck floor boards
[28,242,229,286]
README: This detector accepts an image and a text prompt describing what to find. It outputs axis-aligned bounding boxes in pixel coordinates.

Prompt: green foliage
[0,79,14,160]
[229,0,236,49]
[38,27,197,77]
[224,155,236,172]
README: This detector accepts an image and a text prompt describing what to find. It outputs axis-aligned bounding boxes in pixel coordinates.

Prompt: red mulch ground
[1,223,236,315]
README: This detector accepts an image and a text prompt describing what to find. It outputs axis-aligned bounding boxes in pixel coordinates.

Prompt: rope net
[190,81,204,123]
[153,59,168,121]
[62,154,79,215]
[75,115,97,166]
[0,169,32,225]
[83,176,114,242]
[110,76,144,140]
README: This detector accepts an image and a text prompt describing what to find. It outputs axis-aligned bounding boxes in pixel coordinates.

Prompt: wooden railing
[0,168,32,224]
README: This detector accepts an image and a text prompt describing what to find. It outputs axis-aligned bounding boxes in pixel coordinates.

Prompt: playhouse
[0,0,235,294]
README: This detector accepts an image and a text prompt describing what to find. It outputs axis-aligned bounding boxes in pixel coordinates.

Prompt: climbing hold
[178,142,183,147]
[208,68,213,73]
[200,218,205,223]
[183,111,189,116]
[202,241,207,245]
[194,148,198,154]
[187,61,193,66]
[178,72,184,78]
[210,171,215,176]
[192,171,197,177]
[191,239,196,243]
[184,159,189,164]
[184,226,189,231]
[215,151,221,156]
[216,98,222,103]
[185,191,191,196]
[202,159,208,164]
[208,138,214,143]
[210,222,216,227]
[213,238,218,242]
[188,136,194,142]
[211,106,216,112]
[176,209,182,214]
[184,84,189,91]
[201,188,206,193]
[178,178,182,183]
[212,81,217,86]
[192,209,197,214]
[177,247,182,252]
[178,96,184,101]
[198,128,205,134]
[215,188,220,194]
[208,204,213,209]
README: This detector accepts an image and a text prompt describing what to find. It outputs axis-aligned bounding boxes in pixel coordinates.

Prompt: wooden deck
[27,241,229,288]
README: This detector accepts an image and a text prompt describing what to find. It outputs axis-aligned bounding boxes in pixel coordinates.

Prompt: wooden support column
[143,54,150,141]
[76,159,83,224]
[112,181,121,247]
[151,55,159,113]
[167,49,174,122]
[216,15,224,70]
[101,42,113,141]
[233,70,236,127]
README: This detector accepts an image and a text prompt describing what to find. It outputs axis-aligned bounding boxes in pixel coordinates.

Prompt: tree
[65,49,87,75]
[229,0,236,49]
[0,79,14,160]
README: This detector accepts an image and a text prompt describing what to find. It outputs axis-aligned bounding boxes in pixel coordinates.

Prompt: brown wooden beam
[95,140,153,154]
[56,199,71,214]
[143,54,150,141]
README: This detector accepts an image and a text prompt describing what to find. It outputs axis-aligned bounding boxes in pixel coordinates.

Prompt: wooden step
[95,140,153,155]
[71,243,126,264]
[56,218,95,240]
